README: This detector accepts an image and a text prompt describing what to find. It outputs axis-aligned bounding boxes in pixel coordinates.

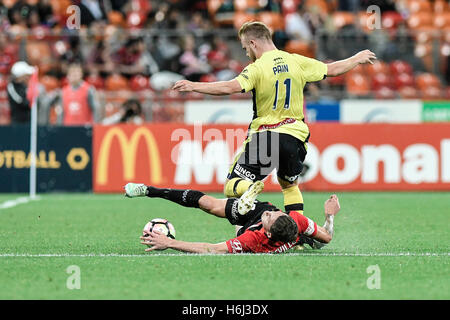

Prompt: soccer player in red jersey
[125,182,340,254]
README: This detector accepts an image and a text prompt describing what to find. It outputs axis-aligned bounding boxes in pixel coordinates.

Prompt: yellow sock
[224,178,253,198]
[282,185,304,215]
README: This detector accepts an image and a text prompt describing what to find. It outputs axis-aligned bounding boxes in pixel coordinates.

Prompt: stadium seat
[434,0,449,13]
[40,75,60,92]
[421,86,442,100]
[281,0,301,15]
[105,74,129,91]
[346,73,370,97]
[407,12,433,29]
[407,0,432,14]
[233,11,256,30]
[284,40,315,58]
[257,12,285,31]
[390,60,413,75]
[371,73,392,90]
[234,0,259,12]
[416,73,442,90]
[374,86,396,99]
[85,74,105,90]
[434,12,450,28]
[393,73,415,89]
[332,12,355,29]
[129,75,151,91]
[382,11,404,30]
[397,85,419,99]
[207,0,223,17]
[366,60,390,77]
[414,26,437,44]
[108,11,125,27]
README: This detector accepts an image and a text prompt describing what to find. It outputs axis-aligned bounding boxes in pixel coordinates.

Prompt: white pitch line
[0,252,448,258]
[0,196,40,210]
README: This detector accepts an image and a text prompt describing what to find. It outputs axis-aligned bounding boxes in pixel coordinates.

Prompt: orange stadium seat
[257,12,285,31]
[234,0,259,12]
[105,74,129,91]
[434,12,450,28]
[233,11,256,30]
[346,73,370,97]
[407,0,432,14]
[332,12,355,29]
[366,60,390,77]
[108,11,125,27]
[434,0,449,13]
[416,73,441,90]
[284,40,315,58]
[40,75,60,92]
[207,0,223,17]
[415,26,438,43]
[390,60,413,75]
[408,12,433,29]
[421,86,442,100]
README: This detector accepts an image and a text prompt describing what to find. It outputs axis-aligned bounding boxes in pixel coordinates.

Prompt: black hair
[269,215,298,243]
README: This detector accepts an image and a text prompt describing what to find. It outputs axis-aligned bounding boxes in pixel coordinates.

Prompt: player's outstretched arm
[327,50,377,77]
[310,194,340,247]
[172,79,242,96]
[141,231,229,254]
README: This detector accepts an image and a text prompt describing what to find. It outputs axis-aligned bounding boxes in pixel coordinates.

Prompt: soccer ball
[143,218,176,239]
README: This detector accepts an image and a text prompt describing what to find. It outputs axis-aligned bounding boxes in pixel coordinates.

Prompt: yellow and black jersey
[235,49,327,142]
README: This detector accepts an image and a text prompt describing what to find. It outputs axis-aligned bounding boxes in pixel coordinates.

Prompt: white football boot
[124,183,147,198]
[237,180,264,215]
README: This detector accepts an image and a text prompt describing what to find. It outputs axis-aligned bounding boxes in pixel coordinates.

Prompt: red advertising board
[93,123,450,192]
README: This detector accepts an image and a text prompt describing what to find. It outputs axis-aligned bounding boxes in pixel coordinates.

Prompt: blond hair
[238,21,272,41]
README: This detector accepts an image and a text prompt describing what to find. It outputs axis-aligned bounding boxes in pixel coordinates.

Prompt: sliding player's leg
[124,183,227,218]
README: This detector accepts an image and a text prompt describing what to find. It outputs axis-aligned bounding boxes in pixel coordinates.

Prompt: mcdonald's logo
[96,127,162,185]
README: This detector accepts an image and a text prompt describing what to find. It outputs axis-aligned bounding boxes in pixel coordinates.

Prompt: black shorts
[227,131,307,183]
[225,198,280,236]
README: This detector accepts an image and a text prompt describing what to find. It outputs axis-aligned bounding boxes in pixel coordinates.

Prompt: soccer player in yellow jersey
[173,21,376,217]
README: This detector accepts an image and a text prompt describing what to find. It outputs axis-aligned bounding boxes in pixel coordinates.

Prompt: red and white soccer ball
[143,218,176,239]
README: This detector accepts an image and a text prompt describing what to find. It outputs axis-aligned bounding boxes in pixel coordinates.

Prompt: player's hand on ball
[172,80,194,92]
[354,50,377,65]
[324,194,340,216]
[140,230,170,252]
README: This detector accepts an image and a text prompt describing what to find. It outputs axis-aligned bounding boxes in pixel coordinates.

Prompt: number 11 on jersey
[272,78,291,110]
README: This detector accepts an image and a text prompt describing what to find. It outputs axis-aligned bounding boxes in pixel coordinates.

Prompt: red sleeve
[290,212,318,237]
[226,230,261,254]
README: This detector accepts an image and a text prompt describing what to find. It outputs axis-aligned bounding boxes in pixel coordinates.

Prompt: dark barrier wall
[0,125,92,192]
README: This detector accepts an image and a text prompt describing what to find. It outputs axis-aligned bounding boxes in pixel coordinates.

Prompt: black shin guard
[146,187,205,208]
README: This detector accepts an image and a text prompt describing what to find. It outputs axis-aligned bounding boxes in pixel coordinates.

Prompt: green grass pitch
[0,191,448,300]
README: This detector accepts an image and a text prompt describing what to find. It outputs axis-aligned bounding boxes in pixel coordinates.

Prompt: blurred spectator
[0,32,18,74]
[87,39,114,77]
[55,64,100,125]
[78,0,108,26]
[7,61,48,124]
[60,36,84,74]
[285,4,314,43]
[179,34,211,81]
[112,36,159,77]
[102,98,144,125]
